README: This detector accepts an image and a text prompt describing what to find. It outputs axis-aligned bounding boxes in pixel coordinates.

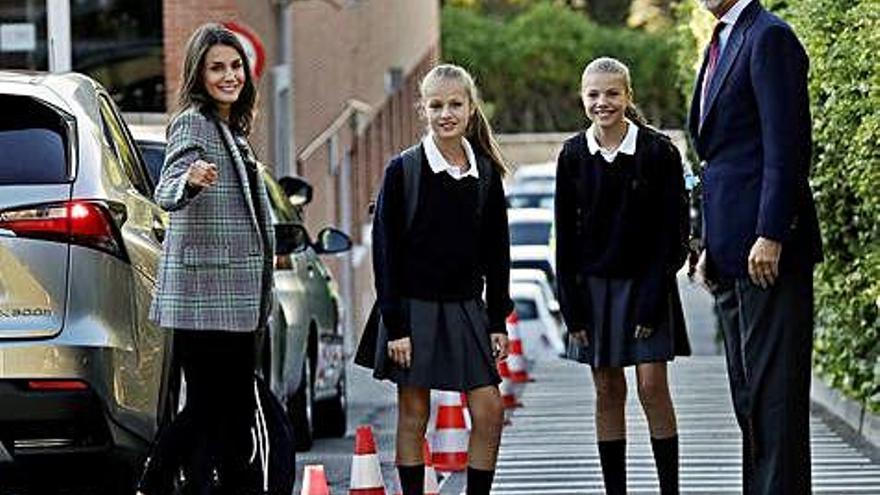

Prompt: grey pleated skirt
[566,276,684,368]
[372,298,501,391]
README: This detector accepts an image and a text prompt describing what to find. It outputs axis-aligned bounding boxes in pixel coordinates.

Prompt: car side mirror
[313,227,352,255]
[548,299,561,314]
[275,222,309,255]
[278,176,313,206]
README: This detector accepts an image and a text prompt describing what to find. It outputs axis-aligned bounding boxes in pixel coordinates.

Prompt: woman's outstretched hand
[186,159,219,188]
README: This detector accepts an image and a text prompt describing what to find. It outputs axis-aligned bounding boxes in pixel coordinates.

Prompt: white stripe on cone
[349,454,384,489]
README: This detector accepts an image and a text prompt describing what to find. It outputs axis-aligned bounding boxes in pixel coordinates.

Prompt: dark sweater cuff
[381,309,409,340]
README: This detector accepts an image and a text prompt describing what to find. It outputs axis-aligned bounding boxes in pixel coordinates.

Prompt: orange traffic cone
[497,359,522,410]
[302,464,331,495]
[349,425,385,495]
[506,314,531,384]
[423,440,440,495]
[430,391,469,472]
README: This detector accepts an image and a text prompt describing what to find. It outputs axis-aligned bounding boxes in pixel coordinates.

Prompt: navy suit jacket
[688,1,822,278]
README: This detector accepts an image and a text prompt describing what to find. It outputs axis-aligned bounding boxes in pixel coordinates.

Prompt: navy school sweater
[555,127,687,331]
[372,148,513,340]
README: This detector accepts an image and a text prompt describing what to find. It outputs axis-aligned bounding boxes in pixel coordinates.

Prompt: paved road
[491,357,880,494]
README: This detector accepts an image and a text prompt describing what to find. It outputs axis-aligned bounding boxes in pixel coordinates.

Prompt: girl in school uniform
[555,57,690,495]
[370,64,513,495]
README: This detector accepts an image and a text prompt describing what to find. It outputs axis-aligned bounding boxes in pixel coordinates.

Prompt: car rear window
[513,299,538,320]
[0,95,69,184]
[510,221,552,245]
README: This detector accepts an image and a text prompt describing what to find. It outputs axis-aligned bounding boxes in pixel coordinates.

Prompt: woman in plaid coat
[137,23,275,495]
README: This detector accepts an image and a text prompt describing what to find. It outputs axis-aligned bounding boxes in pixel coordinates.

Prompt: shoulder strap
[400,144,423,232]
[475,154,493,226]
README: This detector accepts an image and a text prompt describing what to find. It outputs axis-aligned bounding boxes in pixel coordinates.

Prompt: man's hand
[748,237,782,288]
[491,333,509,361]
[186,160,219,188]
[569,329,589,347]
[387,337,412,369]
[693,250,718,293]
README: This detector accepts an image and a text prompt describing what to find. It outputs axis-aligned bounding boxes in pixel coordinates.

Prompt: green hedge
[442,3,684,132]
[675,0,880,413]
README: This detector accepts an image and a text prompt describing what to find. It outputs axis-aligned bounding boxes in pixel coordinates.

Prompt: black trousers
[714,265,813,495]
[139,330,257,495]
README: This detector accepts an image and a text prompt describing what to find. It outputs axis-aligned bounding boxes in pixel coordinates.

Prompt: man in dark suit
[689,0,823,493]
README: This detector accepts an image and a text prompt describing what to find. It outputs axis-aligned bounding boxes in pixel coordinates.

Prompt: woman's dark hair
[420,64,510,178]
[177,23,257,135]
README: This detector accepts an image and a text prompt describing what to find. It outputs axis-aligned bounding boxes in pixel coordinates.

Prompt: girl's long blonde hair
[420,64,509,178]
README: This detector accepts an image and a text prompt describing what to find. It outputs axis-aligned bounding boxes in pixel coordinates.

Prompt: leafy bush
[674,0,880,413]
[442,3,684,132]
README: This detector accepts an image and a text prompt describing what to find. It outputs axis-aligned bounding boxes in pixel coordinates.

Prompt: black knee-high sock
[398,464,424,495]
[651,436,679,495]
[466,466,495,495]
[598,439,627,495]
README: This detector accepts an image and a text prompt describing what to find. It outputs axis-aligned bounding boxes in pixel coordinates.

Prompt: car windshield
[0,96,69,185]
[507,193,554,210]
[509,221,551,245]
[513,299,538,320]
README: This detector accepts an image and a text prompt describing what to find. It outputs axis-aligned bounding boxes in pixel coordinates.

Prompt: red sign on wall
[222,21,266,80]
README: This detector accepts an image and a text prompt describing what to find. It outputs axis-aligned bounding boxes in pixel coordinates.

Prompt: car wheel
[289,355,314,451]
[315,370,347,438]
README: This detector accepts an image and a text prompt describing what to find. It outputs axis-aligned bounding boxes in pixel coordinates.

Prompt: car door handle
[151,217,166,243]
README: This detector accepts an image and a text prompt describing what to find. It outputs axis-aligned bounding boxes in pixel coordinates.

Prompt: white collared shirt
[718,0,754,55]
[586,118,639,163]
[422,133,479,180]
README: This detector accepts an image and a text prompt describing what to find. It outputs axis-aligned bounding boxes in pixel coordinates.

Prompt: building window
[0,0,164,112]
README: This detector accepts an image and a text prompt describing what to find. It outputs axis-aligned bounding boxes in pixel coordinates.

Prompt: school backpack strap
[400,143,423,231]
[475,153,494,226]
[355,144,423,370]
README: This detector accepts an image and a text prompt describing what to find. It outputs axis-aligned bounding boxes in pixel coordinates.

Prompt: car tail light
[26,380,89,391]
[0,200,127,260]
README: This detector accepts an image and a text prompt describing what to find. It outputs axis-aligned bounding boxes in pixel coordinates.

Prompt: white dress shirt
[422,133,479,180]
[718,0,755,56]
[586,118,639,163]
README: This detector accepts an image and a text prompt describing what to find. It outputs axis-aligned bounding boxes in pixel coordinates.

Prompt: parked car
[506,182,555,211]
[508,208,553,247]
[510,268,563,336]
[131,125,351,451]
[511,162,555,188]
[510,283,565,360]
[0,71,170,487]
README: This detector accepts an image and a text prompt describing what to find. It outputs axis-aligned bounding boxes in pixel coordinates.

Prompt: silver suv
[0,71,170,485]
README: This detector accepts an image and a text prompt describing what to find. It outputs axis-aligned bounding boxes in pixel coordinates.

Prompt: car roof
[508,208,553,223]
[506,182,555,195]
[0,70,103,122]
[512,162,556,179]
[510,268,551,282]
[510,282,544,298]
[128,123,166,144]
[510,245,552,259]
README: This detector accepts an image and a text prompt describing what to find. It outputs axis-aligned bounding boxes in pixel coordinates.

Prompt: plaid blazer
[149,107,275,332]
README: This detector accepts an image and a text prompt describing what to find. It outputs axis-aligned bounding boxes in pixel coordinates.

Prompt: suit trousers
[714,265,813,495]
